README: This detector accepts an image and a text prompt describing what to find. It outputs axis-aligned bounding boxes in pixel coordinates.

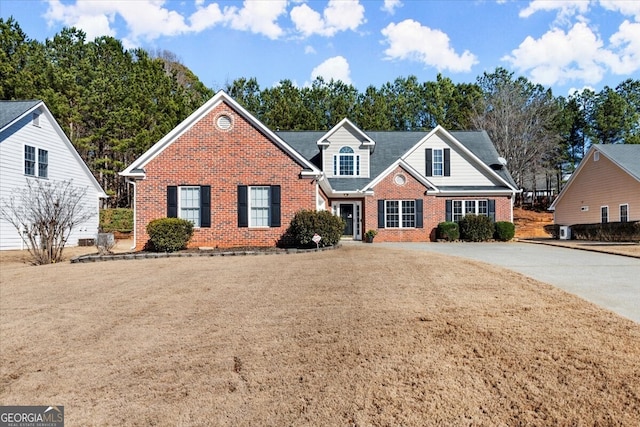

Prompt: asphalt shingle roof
[278,129,517,191]
[0,100,41,131]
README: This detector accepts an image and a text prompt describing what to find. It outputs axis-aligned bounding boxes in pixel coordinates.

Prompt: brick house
[121,91,518,249]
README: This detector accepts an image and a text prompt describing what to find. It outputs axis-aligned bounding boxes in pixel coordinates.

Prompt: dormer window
[334,146,360,176]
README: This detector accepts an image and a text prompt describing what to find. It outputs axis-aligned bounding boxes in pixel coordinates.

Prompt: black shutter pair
[237,185,281,228]
[377,199,423,228]
[166,186,211,227]
[425,148,450,177]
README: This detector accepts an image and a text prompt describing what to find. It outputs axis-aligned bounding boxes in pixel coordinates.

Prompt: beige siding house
[550,145,640,226]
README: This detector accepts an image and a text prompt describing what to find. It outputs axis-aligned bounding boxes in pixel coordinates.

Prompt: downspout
[127,179,137,251]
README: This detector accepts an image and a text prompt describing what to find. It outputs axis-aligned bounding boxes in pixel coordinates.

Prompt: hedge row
[437,216,515,242]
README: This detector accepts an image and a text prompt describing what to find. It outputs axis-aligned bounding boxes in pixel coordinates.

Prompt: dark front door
[340,204,353,236]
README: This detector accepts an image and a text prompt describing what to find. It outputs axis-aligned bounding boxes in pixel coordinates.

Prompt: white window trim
[249,185,270,228]
[452,199,490,221]
[601,205,609,223]
[619,204,629,222]
[24,144,48,178]
[385,199,416,229]
[179,186,201,228]
[432,148,444,176]
[335,146,359,177]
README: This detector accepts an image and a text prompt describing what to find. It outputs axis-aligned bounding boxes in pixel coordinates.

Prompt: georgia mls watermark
[0,406,64,427]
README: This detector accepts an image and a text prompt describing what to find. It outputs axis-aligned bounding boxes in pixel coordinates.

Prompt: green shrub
[494,221,516,241]
[437,221,459,241]
[459,214,494,242]
[146,218,194,252]
[100,208,133,232]
[286,209,345,248]
[571,221,640,242]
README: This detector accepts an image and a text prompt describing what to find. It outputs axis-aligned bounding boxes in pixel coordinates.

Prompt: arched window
[335,146,359,176]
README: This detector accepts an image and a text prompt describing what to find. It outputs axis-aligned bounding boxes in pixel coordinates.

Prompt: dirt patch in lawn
[1,246,639,426]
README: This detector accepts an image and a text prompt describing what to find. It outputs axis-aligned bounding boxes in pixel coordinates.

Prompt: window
[384,200,418,228]
[250,186,270,227]
[453,200,463,222]
[167,185,210,228]
[180,186,200,227]
[24,146,48,178]
[620,204,628,222]
[601,206,609,223]
[447,199,496,222]
[38,149,48,178]
[25,145,35,176]
[433,149,444,176]
[336,146,359,176]
[32,113,40,127]
[237,185,281,228]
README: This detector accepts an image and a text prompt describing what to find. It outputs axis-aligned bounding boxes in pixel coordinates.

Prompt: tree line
[2,17,639,207]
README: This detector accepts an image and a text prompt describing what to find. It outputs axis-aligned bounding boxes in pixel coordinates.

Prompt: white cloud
[311,56,352,84]
[291,0,365,37]
[519,0,590,20]
[382,0,402,15]
[503,22,608,86]
[607,20,640,74]
[225,0,287,40]
[44,0,287,48]
[503,19,640,86]
[380,19,478,73]
[600,0,640,21]
[304,45,316,54]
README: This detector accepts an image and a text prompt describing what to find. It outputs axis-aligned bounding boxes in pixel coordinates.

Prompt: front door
[340,204,354,236]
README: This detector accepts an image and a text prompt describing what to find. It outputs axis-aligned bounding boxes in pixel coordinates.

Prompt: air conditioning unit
[559,225,571,240]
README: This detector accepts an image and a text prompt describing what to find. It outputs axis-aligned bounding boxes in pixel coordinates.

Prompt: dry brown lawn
[1,245,639,426]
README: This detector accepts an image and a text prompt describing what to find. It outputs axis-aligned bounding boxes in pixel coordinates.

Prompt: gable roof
[549,144,640,210]
[0,100,107,198]
[121,90,321,178]
[595,144,640,181]
[0,100,41,131]
[279,127,518,193]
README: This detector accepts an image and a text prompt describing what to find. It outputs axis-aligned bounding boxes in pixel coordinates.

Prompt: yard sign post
[312,233,321,249]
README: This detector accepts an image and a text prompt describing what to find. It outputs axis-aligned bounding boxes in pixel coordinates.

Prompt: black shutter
[445,200,452,222]
[167,186,177,218]
[238,185,248,227]
[488,199,496,222]
[270,185,281,227]
[444,148,450,176]
[415,199,423,228]
[200,185,211,228]
[378,199,385,229]
[425,149,433,176]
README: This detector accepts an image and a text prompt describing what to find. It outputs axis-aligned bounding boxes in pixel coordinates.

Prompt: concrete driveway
[380,242,640,323]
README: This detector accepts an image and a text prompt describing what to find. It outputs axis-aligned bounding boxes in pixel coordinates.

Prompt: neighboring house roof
[279,127,518,193]
[0,100,41,131]
[120,91,322,178]
[0,100,107,198]
[595,144,640,181]
[549,144,640,210]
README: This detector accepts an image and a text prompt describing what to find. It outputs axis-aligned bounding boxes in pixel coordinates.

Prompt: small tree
[0,179,95,264]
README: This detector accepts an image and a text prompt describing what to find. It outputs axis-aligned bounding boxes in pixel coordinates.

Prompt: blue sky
[2,0,639,96]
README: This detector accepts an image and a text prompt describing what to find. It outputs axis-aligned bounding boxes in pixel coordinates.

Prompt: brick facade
[362,166,513,242]
[134,102,316,249]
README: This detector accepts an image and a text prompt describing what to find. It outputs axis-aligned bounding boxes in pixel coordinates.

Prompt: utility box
[559,226,571,240]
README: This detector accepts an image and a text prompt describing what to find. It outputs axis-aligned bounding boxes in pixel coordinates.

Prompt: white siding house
[0,100,107,250]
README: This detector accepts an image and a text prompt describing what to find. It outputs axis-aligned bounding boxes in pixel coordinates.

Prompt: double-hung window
[601,206,609,223]
[334,147,359,176]
[447,199,495,222]
[24,145,48,178]
[180,186,201,227]
[432,149,444,176]
[620,204,628,222]
[250,186,270,227]
[382,200,421,229]
[25,145,36,176]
